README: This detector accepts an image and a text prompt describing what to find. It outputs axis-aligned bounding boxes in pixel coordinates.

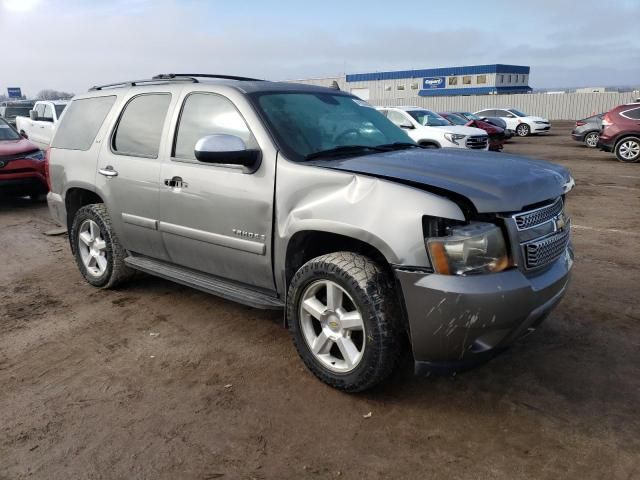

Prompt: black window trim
[169,90,259,172]
[110,92,172,160]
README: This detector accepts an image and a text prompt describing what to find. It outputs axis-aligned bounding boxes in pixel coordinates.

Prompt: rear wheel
[70,204,134,288]
[615,137,640,163]
[516,123,530,137]
[584,131,599,148]
[287,252,403,392]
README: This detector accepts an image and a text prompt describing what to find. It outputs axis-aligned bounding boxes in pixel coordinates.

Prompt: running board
[124,255,284,310]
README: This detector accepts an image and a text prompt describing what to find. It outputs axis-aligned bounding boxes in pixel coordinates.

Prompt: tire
[287,252,403,392]
[614,137,640,163]
[70,203,134,288]
[515,123,530,137]
[584,131,599,148]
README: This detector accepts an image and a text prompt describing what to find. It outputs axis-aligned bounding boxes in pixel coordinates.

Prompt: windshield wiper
[375,142,422,150]
[303,145,387,161]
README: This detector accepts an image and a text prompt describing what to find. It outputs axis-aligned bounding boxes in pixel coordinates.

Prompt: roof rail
[153,73,265,82]
[89,76,199,91]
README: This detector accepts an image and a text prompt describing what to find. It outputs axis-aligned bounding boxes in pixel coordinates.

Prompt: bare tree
[36,89,74,100]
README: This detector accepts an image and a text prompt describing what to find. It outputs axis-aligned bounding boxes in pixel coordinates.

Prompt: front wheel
[287,252,403,392]
[584,131,599,148]
[70,204,134,288]
[615,137,640,163]
[516,123,530,137]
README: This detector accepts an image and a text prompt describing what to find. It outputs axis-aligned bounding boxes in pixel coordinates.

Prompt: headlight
[444,133,466,145]
[427,222,510,275]
[25,150,45,161]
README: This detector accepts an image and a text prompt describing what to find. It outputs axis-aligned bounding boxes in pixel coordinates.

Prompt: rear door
[95,88,178,261]
[157,90,276,291]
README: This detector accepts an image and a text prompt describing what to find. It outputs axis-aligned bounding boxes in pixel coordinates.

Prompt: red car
[439,112,506,151]
[599,103,640,162]
[0,118,47,198]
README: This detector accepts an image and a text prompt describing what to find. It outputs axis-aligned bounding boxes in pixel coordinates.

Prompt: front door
[158,91,276,291]
[95,90,177,261]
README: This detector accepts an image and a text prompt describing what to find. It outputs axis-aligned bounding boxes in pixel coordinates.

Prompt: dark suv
[599,103,640,162]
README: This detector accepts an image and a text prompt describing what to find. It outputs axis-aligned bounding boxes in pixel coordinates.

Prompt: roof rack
[153,73,265,82]
[89,76,198,91]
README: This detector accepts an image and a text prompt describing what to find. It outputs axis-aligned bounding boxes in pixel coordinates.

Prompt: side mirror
[194,134,260,171]
[20,131,28,139]
[399,122,414,130]
[29,110,38,121]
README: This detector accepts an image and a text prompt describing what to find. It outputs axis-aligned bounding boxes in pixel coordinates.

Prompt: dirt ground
[1,121,639,479]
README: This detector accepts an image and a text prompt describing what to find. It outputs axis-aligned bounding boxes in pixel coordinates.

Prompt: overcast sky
[1,0,639,97]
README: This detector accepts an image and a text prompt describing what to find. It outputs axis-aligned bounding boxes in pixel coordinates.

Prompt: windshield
[3,106,32,119]
[0,119,21,140]
[461,112,480,121]
[55,104,67,118]
[253,92,413,161]
[508,108,527,117]
[406,109,450,127]
[441,113,467,126]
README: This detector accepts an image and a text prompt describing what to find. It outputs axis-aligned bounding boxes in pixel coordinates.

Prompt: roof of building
[346,64,530,83]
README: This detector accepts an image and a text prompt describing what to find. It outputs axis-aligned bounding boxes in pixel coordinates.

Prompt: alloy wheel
[78,219,108,277]
[585,132,599,148]
[619,140,640,161]
[299,280,365,373]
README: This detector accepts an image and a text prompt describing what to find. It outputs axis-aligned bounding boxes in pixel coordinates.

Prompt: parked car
[378,107,489,150]
[571,113,603,148]
[439,112,506,151]
[15,100,68,149]
[457,112,514,139]
[474,108,551,137]
[47,74,574,392]
[0,118,47,198]
[599,103,640,163]
[0,101,35,127]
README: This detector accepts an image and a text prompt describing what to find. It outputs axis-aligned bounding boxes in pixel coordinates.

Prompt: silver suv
[46,74,575,392]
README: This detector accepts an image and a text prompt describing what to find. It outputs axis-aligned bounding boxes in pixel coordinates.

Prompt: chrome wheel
[585,132,599,148]
[516,124,530,137]
[618,140,640,161]
[299,280,365,373]
[78,219,108,277]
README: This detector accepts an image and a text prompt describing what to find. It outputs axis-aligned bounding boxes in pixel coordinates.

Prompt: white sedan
[474,108,550,137]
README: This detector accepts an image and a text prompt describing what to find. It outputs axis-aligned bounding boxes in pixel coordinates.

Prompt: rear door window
[52,96,117,151]
[112,93,171,158]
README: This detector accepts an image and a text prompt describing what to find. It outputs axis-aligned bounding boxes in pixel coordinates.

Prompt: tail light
[602,113,613,127]
[44,147,52,191]
[575,121,586,126]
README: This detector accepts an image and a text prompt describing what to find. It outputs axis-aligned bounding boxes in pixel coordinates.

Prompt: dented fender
[274,156,465,293]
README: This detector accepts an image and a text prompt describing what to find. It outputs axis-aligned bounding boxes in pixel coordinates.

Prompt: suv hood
[432,125,487,136]
[307,148,572,213]
[0,138,39,156]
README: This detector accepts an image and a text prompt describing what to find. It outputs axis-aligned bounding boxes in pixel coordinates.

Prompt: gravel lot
[1,121,639,479]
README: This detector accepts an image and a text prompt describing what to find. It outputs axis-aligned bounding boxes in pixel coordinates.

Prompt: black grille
[523,222,570,269]
[514,198,563,230]
[466,135,488,149]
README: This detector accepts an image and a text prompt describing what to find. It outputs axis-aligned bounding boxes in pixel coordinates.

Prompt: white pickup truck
[15,100,69,149]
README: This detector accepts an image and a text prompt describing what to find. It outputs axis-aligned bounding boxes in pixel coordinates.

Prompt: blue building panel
[418,86,533,97]
[346,64,530,83]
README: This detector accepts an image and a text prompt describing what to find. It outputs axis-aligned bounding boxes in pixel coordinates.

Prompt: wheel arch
[64,187,104,232]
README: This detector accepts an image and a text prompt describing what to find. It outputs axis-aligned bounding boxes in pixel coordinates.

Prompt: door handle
[164,176,187,189]
[98,166,118,177]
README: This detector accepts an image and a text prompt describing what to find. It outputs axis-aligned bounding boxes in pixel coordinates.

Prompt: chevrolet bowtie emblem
[555,214,566,231]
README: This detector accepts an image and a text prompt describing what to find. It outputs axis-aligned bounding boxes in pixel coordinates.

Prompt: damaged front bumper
[395,246,573,375]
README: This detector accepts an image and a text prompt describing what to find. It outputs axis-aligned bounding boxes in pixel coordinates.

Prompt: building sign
[422,77,445,89]
[7,88,22,98]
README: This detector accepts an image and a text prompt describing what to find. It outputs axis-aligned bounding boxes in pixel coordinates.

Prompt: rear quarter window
[52,96,117,151]
[621,107,640,120]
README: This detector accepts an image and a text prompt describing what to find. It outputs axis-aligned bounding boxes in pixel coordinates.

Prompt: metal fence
[373,91,639,120]
[290,77,639,120]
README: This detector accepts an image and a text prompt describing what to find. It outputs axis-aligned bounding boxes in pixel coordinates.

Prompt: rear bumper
[395,246,573,374]
[571,132,585,142]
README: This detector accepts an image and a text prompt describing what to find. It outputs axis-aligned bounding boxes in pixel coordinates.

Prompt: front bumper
[0,176,47,196]
[532,124,551,133]
[395,247,573,374]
